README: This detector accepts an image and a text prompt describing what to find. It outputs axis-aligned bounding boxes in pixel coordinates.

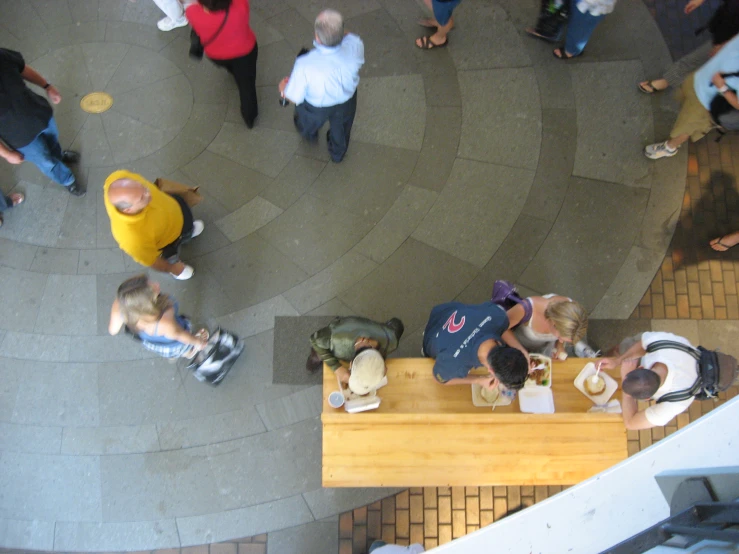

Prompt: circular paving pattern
[0,0,686,551]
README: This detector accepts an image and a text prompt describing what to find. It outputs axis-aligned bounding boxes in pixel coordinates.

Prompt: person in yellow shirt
[104,170,203,280]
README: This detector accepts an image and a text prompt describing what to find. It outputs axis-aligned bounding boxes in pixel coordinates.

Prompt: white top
[640,332,698,427]
[576,0,617,16]
[283,33,365,107]
[515,294,563,345]
[694,33,739,110]
[373,545,425,554]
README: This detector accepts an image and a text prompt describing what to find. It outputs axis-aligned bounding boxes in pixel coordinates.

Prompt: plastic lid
[518,387,555,414]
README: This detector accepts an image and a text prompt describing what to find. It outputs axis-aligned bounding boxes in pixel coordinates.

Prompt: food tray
[518,387,555,414]
[471,384,513,408]
[574,362,619,405]
[525,354,552,388]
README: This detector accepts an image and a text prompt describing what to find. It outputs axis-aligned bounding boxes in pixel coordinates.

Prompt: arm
[684,0,705,14]
[621,394,655,430]
[157,312,207,349]
[442,374,496,388]
[599,335,646,370]
[0,141,23,164]
[713,72,739,109]
[20,65,61,104]
[108,298,126,335]
[501,328,530,367]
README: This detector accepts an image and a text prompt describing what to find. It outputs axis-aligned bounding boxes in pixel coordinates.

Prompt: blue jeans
[16,117,75,187]
[0,194,12,212]
[564,6,605,57]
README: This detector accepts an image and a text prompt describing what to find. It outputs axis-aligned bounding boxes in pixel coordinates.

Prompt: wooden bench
[322,358,627,487]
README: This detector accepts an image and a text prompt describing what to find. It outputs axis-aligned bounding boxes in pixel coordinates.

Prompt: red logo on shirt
[443,311,465,333]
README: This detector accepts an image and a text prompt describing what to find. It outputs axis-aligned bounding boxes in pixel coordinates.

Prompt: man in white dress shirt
[278,9,364,163]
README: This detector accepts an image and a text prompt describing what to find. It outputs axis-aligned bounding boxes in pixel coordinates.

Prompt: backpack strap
[656,377,703,403]
[645,339,701,360]
[520,297,534,325]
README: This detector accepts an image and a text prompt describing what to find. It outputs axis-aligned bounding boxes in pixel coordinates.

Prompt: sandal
[553,47,577,60]
[415,35,448,50]
[710,236,736,251]
[638,80,668,94]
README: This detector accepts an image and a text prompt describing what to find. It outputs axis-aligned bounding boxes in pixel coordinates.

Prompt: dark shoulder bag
[189,5,231,60]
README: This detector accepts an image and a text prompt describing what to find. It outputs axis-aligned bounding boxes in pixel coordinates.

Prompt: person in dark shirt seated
[422,300,528,392]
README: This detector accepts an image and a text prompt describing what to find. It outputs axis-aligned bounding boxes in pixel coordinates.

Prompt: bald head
[315,9,343,46]
[107,178,150,213]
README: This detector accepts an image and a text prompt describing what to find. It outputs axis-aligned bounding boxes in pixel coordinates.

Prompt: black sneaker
[62,150,80,164]
[66,182,86,197]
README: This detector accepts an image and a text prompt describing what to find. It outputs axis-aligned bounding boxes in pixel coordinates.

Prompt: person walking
[104,170,204,280]
[109,274,208,359]
[278,9,364,163]
[638,0,739,94]
[186,0,259,128]
[553,0,617,59]
[0,49,84,196]
[152,0,189,32]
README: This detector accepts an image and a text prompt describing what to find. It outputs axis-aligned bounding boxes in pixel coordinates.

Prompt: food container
[471,384,513,408]
[518,387,555,413]
[574,362,619,405]
[525,354,552,388]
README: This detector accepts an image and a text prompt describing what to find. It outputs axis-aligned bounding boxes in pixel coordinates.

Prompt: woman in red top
[186,0,258,128]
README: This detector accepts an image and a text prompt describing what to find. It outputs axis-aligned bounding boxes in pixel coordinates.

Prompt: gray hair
[315,9,344,47]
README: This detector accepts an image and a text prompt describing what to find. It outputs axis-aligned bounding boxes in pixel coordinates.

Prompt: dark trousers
[294,91,357,163]
[161,194,194,262]
[211,44,259,127]
[0,195,12,212]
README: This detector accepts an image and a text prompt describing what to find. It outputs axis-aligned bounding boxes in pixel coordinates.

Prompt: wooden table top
[322,357,621,417]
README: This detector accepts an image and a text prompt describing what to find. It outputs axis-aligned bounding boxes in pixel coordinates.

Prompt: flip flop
[710,237,735,251]
[638,80,667,94]
[553,47,577,60]
[416,35,448,50]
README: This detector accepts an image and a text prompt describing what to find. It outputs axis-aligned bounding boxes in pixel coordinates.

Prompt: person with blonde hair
[503,294,589,364]
[108,274,207,359]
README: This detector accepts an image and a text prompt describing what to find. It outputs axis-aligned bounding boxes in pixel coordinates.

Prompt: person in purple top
[422,300,528,391]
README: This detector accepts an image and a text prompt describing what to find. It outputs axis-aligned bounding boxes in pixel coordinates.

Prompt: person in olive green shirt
[307,316,405,383]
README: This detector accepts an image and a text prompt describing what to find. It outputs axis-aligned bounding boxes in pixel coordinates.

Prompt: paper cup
[328,391,345,408]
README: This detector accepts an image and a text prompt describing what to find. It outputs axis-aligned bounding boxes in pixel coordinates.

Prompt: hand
[278,77,289,96]
[46,85,62,105]
[712,72,726,89]
[4,150,24,164]
[620,358,639,380]
[336,366,350,384]
[684,0,704,14]
[598,357,619,371]
[480,375,497,391]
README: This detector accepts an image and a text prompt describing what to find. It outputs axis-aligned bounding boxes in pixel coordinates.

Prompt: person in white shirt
[278,9,364,163]
[599,332,699,430]
[152,0,188,31]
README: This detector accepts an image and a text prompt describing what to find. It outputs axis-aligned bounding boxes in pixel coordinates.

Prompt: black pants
[294,91,358,163]
[161,194,194,262]
[211,44,259,127]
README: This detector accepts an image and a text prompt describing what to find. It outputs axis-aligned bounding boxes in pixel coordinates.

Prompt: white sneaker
[172,264,194,280]
[644,141,677,159]
[191,220,204,238]
[157,15,188,32]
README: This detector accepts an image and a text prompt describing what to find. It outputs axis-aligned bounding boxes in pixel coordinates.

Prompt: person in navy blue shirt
[422,300,528,391]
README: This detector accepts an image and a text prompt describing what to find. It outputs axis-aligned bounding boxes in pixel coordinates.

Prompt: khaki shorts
[670,73,714,142]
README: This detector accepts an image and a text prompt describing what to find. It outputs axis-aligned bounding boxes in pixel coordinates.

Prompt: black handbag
[189,5,230,60]
[709,71,739,131]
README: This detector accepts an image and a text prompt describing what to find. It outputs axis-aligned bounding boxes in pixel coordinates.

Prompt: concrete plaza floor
[0,0,721,552]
